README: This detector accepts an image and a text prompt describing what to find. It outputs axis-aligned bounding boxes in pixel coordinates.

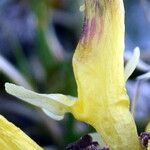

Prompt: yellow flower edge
[0,115,42,150]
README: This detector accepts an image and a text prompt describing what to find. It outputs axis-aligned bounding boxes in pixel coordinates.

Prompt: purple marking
[80,17,97,44]
[80,17,89,43]
[89,17,97,39]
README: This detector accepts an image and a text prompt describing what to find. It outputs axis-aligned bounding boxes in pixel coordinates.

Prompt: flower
[0,115,42,150]
[4,0,149,149]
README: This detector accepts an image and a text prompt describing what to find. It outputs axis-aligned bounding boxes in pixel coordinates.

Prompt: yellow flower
[0,115,42,150]
[5,0,148,149]
[71,0,140,149]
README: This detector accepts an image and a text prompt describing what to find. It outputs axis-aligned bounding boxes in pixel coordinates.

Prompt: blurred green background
[0,0,150,149]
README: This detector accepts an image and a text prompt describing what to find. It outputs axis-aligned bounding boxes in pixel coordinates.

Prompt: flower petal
[124,47,140,81]
[146,122,150,132]
[0,115,42,150]
[72,0,141,149]
[5,83,75,120]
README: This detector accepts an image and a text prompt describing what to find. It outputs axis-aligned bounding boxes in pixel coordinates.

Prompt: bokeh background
[0,0,150,149]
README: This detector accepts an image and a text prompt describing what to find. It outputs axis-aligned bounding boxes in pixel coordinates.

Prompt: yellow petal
[0,115,42,150]
[146,122,150,132]
[5,83,75,120]
[71,0,141,149]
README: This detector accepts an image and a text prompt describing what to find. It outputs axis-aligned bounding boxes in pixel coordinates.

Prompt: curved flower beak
[5,83,76,120]
[0,115,42,150]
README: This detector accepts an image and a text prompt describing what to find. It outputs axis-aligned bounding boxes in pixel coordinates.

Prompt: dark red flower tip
[139,132,150,148]
[66,134,109,150]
